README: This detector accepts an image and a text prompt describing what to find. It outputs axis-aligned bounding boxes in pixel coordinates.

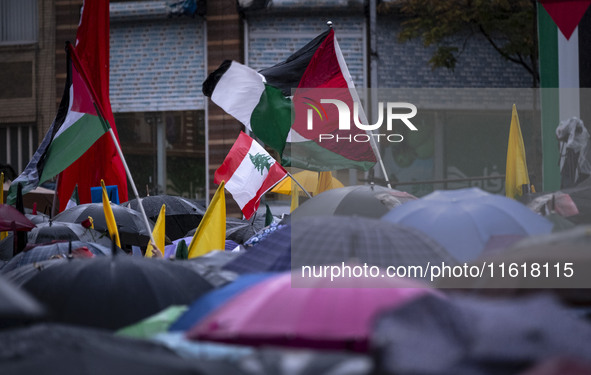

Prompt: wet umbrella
[185,215,266,245]
[292,184,417,220]
[226,216,456,276]
[170,272,276,332]
[382,187,554,262]
[53,203,156,248]
[372,294,591,375]
[0,273,45,325]
[187,271,434,352]
[223,225,292,274]
[123,195,206,241]
[1,258,66,287]
[0,204,35,232]
[0,324,207,375]
[28,221,112,247]
[25,212,50,225]
[22,256,214,330]
[169,252,240,288]
[1,240,118,274]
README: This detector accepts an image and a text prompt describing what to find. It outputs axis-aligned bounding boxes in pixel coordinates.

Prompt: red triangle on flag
[540,0,591,40]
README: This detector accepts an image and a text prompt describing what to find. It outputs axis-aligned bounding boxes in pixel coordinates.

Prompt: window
[0,0,38,45]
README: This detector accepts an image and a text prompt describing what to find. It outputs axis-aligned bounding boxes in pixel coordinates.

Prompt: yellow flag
[315,171,334,195]
[505,104,531,199]
[101,179,121,248]
[290,182,299,212]
[145,204,165,258]
[188,181,226,258]
[0,172,6,241]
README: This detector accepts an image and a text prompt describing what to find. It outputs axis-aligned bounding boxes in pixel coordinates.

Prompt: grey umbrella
[292,184,417,220]
[28,221,112,247]
[247,216,457,281]
[53,203,156,249]
[372,293,591,375]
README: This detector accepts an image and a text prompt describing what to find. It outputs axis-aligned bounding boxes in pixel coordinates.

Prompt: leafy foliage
[380,0,539,86]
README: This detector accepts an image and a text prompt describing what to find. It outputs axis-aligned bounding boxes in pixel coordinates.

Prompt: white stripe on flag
[558,26,580,120]
[225,139,275,209]
[211,61,265,131]
[53,84,84,139]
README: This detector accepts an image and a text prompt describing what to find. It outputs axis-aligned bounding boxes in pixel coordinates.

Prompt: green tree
[380,0,539,87]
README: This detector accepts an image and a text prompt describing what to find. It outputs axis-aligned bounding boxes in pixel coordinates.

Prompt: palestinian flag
[203,29,377,171]
[8,43,110,204]
[214,132,288,220]
[537,1,591,191]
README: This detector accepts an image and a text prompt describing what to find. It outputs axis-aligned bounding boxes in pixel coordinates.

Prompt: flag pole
[330,22,392,188]
[67,43,158,251]
[286,171,313,199]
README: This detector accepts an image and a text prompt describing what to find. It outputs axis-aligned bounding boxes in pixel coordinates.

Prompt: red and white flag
[215,132,288,220]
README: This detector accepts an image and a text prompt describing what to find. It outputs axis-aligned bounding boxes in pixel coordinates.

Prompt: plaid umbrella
[123,195,206,241]
[223,225,292,274]
[293,216,456,275]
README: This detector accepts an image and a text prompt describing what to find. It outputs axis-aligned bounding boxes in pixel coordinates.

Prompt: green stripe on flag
[250,84,293,154]
[283,140,376,171]
[538,3,561,191]
[40,113,108,183]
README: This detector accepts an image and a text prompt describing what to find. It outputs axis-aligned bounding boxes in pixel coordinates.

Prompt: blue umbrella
[169,272,276,332]
[223,225,292,274]
[382,187,554,262]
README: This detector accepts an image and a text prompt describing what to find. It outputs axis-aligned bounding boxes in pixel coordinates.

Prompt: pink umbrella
[186,268,437,352]
[0,204,36,232]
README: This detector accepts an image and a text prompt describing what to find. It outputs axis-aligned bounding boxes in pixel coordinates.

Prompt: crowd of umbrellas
[1,179,591,375]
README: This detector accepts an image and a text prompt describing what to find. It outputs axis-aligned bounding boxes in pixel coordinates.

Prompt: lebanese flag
[214,132,288,220]
[57,0,128,212]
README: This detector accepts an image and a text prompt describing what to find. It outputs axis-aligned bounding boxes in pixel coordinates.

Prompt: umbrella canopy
[0,273,45,324]
[53,203,156,248]
[527,176,591,225]
[372,294,591,375]
[123,195,206,241]
[223,225,292,274]
[0,324,207,375]
[270,170,344,196]
[168,253,240,288]
[185,215,266,245]
[436,240,591,306]
[1,258,66,287]
[169,272,276,332]
[0,204,35,231]
[291,184,417,220]
[382,187,554,262]
[117,305,188,339]
[27,221,112,247]
[22,256,214,330]
[229,216,456,275]
[187,271,434,352]
[1,240,117,274]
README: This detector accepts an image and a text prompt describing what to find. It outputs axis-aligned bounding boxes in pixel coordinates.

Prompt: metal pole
[107,128,158,251]
[286,172,313,199]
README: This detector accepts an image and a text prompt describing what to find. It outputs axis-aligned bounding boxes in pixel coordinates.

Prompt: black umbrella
[1,240,120,274]
[291,184,417,220]
[0,273,45,326]
[185,215,266,245]
[2,258,66,287]
[372,294,591,375]
[123,195,206,241]
[22,256,214,330]
[28,221,112,247]
[0,324,206,375]
[53,203,156,248]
